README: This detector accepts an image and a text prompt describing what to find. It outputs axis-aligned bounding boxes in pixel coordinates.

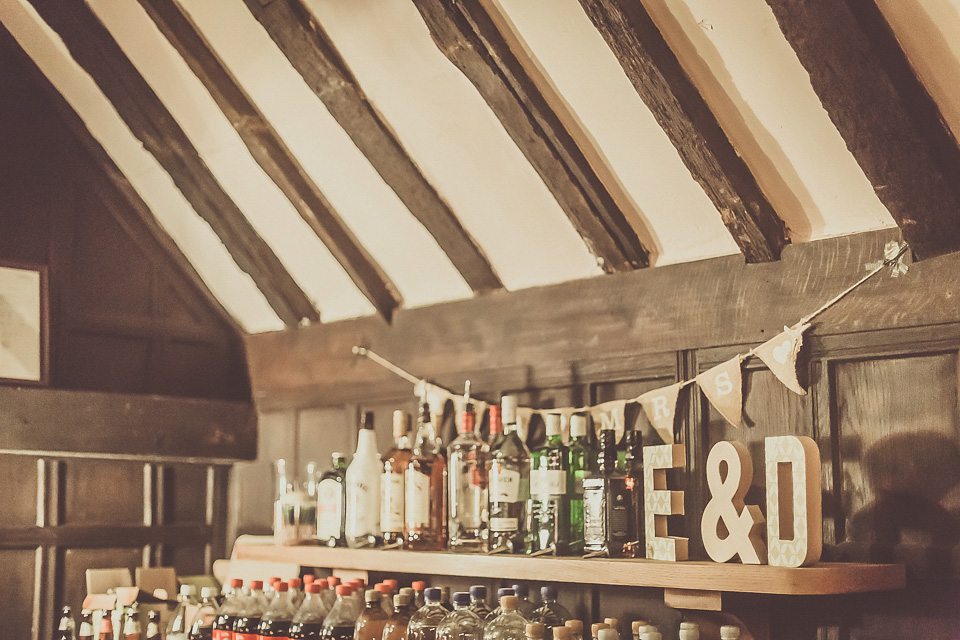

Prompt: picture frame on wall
[0,260,49,386]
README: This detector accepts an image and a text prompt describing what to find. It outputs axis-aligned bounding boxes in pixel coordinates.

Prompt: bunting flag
[637,382,683,445]
[589,399,628,442]
[516,407,535,442]
[697,357,744,428]
[754,323,810,395]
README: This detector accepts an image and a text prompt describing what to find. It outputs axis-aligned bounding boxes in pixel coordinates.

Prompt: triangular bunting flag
[589,399,627,443]
[516,407,535,443]
[697,356,744,428]
[637,382,683,444]
[754,322,810,395]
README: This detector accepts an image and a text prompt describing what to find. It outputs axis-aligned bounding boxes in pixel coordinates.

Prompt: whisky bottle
[582,425,632,557]
[317,453,347,547]
[448,381,488,551]
[487,395,530,554]
[405,402,447,550]
[346,412,382,548]
[566,414,594,555]
[623,430,644,557]
[381,410,411,546]
[529,413,570,554]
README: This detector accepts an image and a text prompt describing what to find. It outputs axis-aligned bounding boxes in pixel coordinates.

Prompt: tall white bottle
[346,411,382,547]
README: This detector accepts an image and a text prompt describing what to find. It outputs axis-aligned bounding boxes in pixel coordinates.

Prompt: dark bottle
[582,426,633,557]
[381,593,413,640]
[258,582,297,638]
[144,611,161,640]
[623,430,645,557]
[487,395,530,554]
[355,589,389,640]
[78,610,94,640]
[189,587,220,640]
[214,578,245,640]
[320,585,358,640]
[289,583,328,639]
[529,413,570,555]
[233,580,269,640]
[317,453,348,547]
[55,605,77,640]
[566,414,595,555]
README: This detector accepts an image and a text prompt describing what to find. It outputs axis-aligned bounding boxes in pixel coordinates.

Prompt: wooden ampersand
[643,444,688,561]
[700,441,766,564]
[765,435,822,567]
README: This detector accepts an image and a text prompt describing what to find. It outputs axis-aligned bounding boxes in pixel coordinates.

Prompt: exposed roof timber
[134,0,401,322]
[242,0,503,294]
[577,0,788,263]
[765,0,960,261]
[26,0,319,328]
[0,24,244,337]
[411,0,650,272]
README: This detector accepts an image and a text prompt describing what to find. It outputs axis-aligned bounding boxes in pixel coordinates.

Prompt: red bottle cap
[336,585,350,596]
[288,578,302,589]
[303,575,315,585]
[412,581,427,590]
[327,576,341,587]
[375,583,390,593]
[250,580,264,590]
[318,579,329,589]
[384,579,399,590]
[276,583,289,592]
[306,584,321,594]
[488,406,502,434]
[230,578,243,588]
[459,411,475,432]
[269,577,282,586]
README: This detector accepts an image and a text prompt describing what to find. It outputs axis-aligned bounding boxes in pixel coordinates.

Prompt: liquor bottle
[566,414,594,555]
[144,611,161,640]
[564,620,583,640]
[214,579,245,639]
[487,396,530,554]
[623,430,644,557]
[382,410,412,546]
[678,622,699,640]
[289,582,329,639]
[55,605,76,640]
[168,585,198,639]
[448,382,489,551]
[487,405,504,448]
[274,458,303,545]
[78,610,94,640]
[233,580,269,640]
[320,585,358,640]
[381,593,413,640]
[406,587,447,640]
[97,610,113,640]
[405,402,447,550]
[466,585,492,620]
[529,413,570,554]
[482,596,526,640]
[437,592,484,640]
[582,425,632,557]
[301,461,321,540]
[189,587,219,640]
[530,587,570,640]
[317,453,348,547]
[510,585,535,620]
[346,412,382,548]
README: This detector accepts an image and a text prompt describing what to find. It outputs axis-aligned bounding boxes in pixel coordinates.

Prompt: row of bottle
[281,390,650,557]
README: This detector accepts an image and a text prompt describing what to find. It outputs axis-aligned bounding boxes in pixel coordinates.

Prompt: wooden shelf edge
[232,537,905,596]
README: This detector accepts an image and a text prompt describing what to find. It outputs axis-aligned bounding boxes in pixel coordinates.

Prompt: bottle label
[212,631,233,640]
[582,478,605,546]
[234,634,258,640]
[451,456,483,529]
[529,469,566,497]
[346,474,379,537]
[405,468,431,527]
[489,465,521,502]
[380,471,405,532]
[489,516,519,532]
[317,477,343,540]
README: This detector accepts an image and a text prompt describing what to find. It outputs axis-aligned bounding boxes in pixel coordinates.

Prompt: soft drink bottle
[189,587,219,640]
[97,610,113,640]
[406,587,447,640]
[168,585,199,639]
[320,585,358,640]
[123,605,143,640]
[381,593,413,640]
[289,582,329,639]
[55,606,76,640]
[214,579,246,639]
[259,582,298,638]
[355,589,390,640]
[233,580,269,640]
[145,611,162,640]
[78,610,94,640]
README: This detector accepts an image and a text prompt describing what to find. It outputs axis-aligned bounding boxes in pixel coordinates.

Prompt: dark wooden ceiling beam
[410,0,649,271]
[26,0,319,328]
[578,0,788,262]
[241,0,503,293]
[135,0,401,322]
[765,0,960,261]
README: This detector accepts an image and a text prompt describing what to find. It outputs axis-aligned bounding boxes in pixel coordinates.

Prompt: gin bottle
[529,413,570,554]
[317,453,347,547]
[448,381,488,551]
[566,414,594,554]
[488,396,530,554]
[381,410,411,546]
[405,402,447,550]
[623,430,645,557]
[346,412,382,548]
[582,425,632,557]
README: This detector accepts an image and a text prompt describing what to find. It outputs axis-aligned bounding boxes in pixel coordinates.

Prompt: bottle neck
[356,429,377,455]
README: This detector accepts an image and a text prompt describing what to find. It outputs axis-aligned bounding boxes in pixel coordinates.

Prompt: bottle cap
[288,578,302,589]
[230,578,243,588]
[489,406,503,434]
[303,574,315,584]
[269,576,282,586]
[365,589,380,603]
[469,585,487,599]
[201,587,217,598]
[630,621,648,634]
[497,588,515,599]
[642,633,661,640]
[350,579,365,587]
[361,411,375,430]
[525,623,546,639]
[545,413,562,437]
[412,580,427,591]
[597,630,619,640]
[565,620,583,633]
[570,414,587,437]
[332,452,346,462]
[275,582,289,592]
[554,628,572,640]
[679,623,698,630]
[336,585,350,596]
[327,576,341,587]
[384,579,399,591]
[511,583,528,598]
[318,579,329,590]
[604,618,619,630]
[678,630,700,640]
[591,623,609,636]
[395,594,411,607]
[399,587,414,597]
[424,587,442,602]
[459,410,476,433]
[393,410,409,438]
[501,395,518,424]
[500,595,519,611]
[179,584,196,596]
[719,626,740,639]
[250,580,264,590]
[453,592,471,607]
[306,584,321,594]
[540,585,557,600]
[378,583,393,593]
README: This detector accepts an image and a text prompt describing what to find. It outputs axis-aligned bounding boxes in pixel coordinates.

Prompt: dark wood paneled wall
[245,230,960,638]
[1,39,249,639]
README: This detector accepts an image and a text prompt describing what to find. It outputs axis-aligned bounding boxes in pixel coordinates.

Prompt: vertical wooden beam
[765,0,960,261]
[411,0,650,272]
[136,0,402,321]
[26,0,320,327]
[241,0,503,293]
[577,0,789,262]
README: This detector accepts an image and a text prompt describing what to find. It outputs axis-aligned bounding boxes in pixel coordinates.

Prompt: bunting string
[353,241,910,443]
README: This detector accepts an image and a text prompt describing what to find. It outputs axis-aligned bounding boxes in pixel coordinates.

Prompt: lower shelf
[232,536,905,596]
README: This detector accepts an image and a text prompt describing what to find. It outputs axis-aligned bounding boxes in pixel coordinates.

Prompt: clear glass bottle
[382,410,412,546]
[487,396,530,554]
[405,402,447,550]
[317,453,348,547]
[678,622,699,640]
[530,587,570,637]
[189,587,219,640]
[290,583,329,639]
[321,585,359,640]
[406,587,447,640]
[346,412,382,548]
[466,585,492,620]
[168,585,198,640]
[274,458,302,545]
[381,593,413,640]
[482,596,526,640]
[552,626,572,640]
[233,580,269,640]
[564,620,583,640]
[356,589,390,640]
[215,578,246,638]
[566,414,594,555]
[55,606,76,640]
[510,585,536,621]
[623,430,644,557]
[590,624,608,640]
[448,382,488,552]
[301,461,321,540]
[437,592,484,640]
[529,413,570,554]
[484,588,515,624]
[582,426,632,557]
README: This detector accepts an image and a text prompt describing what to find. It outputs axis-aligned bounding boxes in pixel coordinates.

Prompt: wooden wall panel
[298,407,355,471]
[0,548,38,640]
[63,460,145,526]
[163,464,208,524]
[163,544,207,577]
[61,547,142,616]
[0,455,39,527]
[59,333,151,395]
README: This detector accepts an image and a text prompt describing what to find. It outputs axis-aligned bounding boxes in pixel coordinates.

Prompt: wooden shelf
[232,536,905,596]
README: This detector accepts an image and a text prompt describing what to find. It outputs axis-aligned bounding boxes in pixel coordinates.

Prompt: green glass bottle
[566,413,595,554]
[529,413,570,554]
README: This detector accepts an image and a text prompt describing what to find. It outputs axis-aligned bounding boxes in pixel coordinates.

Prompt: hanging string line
[353,242,910,411]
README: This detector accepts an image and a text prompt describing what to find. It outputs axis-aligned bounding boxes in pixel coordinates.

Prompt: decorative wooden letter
[700,441,766,564]
[643,444,688,561]
[765,435,822,567]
